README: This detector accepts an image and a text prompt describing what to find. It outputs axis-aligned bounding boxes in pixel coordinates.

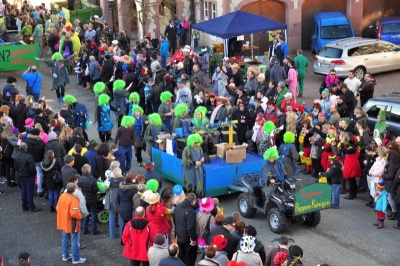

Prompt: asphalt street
[0,51,399,265]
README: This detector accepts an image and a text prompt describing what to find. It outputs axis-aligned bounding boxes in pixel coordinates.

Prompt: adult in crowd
[294,49,308,97]
[117,172,138,237]
[148,234,169,266]
[159,243,186,266]
[22,66,42,102]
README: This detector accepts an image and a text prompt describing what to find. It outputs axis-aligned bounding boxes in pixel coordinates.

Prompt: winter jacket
[33,115,50,134]
[160,256,186,266]
[61,165,77,190]
[148,244,169,266]
[83,148,97,175]
[22,72,42,95]
[232,250,262,266]
[198,258,221,266]
[121,216,156,261]
[41,158,62,190]
[322,161,343,185]
[173,198,197,243]
[94,154,110,181]
[196,211,215,243]
[104,177,123,212]
[374,189,388,213]
[369,157,387,183]
[117,181,138,221]
[209,225,239,260]
[56,192,83,233]
[25,134,45,162]
[89,60,101,81]
[72,154,89,175]
[145,202,172,235]
[14,150,36,178]
[160,38,169,57]
[381,150,400,192]
[2,84,19,101]
[214,250,229,266]
[45,139,66,167]
[341,143,361,179]
[78,173,99,205]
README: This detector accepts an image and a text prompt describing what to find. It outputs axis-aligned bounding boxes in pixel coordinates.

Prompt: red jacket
[145,202,172,235]
[122,216,157,261]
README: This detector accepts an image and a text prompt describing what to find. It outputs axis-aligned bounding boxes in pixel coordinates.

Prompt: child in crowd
[373,181,388,229]
[320,155,343,209]
[213,197,224,215]
[110,144,125,173]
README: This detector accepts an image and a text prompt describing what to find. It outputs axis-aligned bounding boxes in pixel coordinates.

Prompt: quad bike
[230,172,321,234]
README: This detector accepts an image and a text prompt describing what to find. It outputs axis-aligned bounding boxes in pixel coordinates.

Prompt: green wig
[264,121,275,134]
[113,80,126,91]
[63,94,76,103]
[146,179,159,192]
[120,116,135,127]
[160,91,173,103]
[283,132,295,144]
[195,106,207,117]
[51,52,63,61]
[98,94,111,105]
[148,113,162,126]
[263,147,279,161]
[193,106,207,126]
[129,92,140,103]
[132,105,144,115]
[187,133,203,147]
[94,82,106,94]
[175,103,188,118]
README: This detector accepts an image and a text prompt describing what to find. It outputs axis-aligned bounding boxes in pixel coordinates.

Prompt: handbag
[52,170,62,183]
[25,73,38,94]
[202,214,212,244]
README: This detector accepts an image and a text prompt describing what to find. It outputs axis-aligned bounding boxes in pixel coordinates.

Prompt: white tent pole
[224,39,228,58]
[251,33,254,59]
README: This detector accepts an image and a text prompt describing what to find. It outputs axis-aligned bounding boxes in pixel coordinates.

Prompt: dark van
[377,17,400,45]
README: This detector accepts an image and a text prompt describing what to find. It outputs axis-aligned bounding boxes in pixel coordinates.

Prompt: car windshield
[318,47,343,58]
[320,25,353,39]
[382,23,400,34]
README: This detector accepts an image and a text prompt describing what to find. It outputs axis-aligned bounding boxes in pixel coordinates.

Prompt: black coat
[45,139,66,167]
[72,154,89,175]
[25,135,45,163]
[34,115,50,134]
[14,150,36,178]
[61,165,77,190]
[173,198,197,243]
[117,182,138,220]
[381,150,400,193]
[322,161,343,184]
[101,59,114,82]
[94,154,110,181]
[342,89,355,113]
[148,84,162,105]
[78,173,99,205]
[209,225,239,260]
[41,159,62,190]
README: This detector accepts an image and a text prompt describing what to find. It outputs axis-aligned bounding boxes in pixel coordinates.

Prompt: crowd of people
[0,2,399,264]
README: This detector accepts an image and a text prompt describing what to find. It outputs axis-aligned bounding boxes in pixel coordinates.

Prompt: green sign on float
[294,183,332,216]
[0,43,39,71]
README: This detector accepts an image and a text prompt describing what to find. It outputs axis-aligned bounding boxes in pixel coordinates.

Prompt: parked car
[313,38,400,80]
[362,93,400,137]
[377,17,400,45]
[311,12,355,54]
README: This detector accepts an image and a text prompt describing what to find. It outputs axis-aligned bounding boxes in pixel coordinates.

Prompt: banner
[0,43,39,71]
[294,183,332,216]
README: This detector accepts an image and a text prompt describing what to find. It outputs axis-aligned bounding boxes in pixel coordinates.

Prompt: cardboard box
[215,143,234,159]
[232,143,248,160]
[226,150,244,164]
[156,134,173,151]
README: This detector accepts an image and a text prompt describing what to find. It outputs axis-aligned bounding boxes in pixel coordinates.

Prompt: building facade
[101,0,400,54]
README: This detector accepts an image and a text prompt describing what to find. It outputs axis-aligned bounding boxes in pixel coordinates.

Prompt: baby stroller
[97,182,109,223]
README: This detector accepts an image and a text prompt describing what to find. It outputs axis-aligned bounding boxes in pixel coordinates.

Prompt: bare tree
[122,0,176,37]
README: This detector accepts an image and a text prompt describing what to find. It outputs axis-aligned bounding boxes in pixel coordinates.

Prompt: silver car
[313,38,400,79]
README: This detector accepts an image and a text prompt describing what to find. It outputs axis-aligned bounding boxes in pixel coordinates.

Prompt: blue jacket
[2,84,19,101]
[160,39,169,57]
[375,189,388,212]
[22,72,42,95]
[83,148,97,176]
[281,42,288,58]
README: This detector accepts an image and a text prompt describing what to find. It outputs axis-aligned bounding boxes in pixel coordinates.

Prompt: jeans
[55,84,65,98]
[332,184,341,207]
[161,56,167,69]
[83,203,97,233]
[48,189,60,207]
[19,176,36,211]
[108,211,122,238]
[119,213,128,236]
[151,103,160,113]
[35,162,43,193]
[119,146,132,173]
[62,231,81,262]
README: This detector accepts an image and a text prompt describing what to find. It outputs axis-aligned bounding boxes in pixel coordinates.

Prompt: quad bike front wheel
[237,193,257,218]
[267,207,286,234]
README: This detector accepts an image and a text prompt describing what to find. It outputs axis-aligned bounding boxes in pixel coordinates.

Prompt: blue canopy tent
[191,11,288,58]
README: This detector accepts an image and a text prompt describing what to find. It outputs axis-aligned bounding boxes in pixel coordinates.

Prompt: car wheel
[267,207,286,234]
[304,211,321,227]
[237,193,257,218]
[354,66,366,80]
[98,210,109,223]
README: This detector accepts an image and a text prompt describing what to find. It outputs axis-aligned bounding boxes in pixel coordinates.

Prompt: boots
[340,179,347,194]
[388,212,397,220]
[50,206,55,212]
[377,220,384,229]
[373,219,380,226]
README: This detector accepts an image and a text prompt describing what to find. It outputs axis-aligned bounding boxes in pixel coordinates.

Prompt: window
[211,3,216,19]
[382,23,400,34]
[319,47,343,58]
[388,106,400,123]
[320,25,353,39]
[366,105,383,119]
[203,1,208,20]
